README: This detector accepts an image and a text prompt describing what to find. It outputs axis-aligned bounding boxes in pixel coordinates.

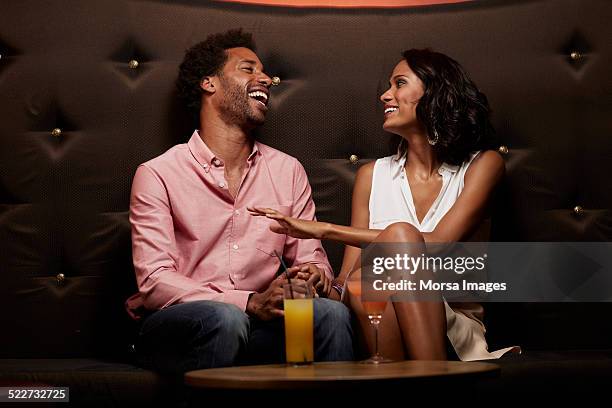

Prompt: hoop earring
[428,128,439,146]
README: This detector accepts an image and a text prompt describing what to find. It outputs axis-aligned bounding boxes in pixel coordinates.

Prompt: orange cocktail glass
[348,280,392,364]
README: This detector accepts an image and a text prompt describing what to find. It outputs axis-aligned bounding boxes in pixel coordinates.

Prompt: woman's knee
[379,222,423,243]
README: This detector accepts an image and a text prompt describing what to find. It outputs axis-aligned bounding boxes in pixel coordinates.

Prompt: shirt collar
[392,151,407,178]
[188,130,261,172]
[247,143,260,163]
[438,162,459,174]
[392,150,459,179]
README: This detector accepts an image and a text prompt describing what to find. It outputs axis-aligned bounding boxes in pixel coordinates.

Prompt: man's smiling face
[215,47,272,127]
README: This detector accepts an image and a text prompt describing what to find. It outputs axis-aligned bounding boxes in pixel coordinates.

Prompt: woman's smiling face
[380,60,425,134]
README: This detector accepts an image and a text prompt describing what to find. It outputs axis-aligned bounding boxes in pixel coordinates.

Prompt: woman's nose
[380,88,392,103]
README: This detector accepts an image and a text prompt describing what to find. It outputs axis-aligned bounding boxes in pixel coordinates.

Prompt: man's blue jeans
[135,299,354,374]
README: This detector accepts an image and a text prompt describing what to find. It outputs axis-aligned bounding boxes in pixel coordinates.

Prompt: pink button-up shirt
[125,131,332,319]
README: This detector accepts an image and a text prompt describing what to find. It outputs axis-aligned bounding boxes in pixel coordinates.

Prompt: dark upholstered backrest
[1,0,610,357]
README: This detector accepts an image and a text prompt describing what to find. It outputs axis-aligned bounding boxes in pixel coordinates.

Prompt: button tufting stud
[128,59,139,69]
[271,76,280,86]
[562,33,591,71]
[56,273,65,284]
[498,145,509,155]
[573,205,584,216]
[51,128,62,137]
[349,154,359,164]
[569,51,583,61]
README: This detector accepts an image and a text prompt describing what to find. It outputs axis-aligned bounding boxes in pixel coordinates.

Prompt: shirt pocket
[254,204,291,255]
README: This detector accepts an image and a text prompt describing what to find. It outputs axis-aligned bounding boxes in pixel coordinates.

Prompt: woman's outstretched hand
[247,207,328,240]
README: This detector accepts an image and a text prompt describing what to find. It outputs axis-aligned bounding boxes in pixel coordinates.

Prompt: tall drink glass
[283,281,314,366]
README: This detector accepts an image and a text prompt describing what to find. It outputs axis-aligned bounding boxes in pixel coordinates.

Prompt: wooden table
[185,360,499,391]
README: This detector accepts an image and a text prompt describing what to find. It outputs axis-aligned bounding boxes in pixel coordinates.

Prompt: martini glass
[347,280,393,364]
[362,300,393,364]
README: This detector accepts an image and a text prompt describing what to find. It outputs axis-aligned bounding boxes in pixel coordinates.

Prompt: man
[125,29,353,374]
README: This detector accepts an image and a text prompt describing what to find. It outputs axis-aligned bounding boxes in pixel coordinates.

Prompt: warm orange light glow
[219,0,471,8]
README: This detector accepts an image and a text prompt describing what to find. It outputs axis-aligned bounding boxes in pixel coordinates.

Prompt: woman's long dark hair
[392,49,497,166]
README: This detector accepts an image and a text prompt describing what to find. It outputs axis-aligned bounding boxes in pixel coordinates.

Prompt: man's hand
[246,269,299,320]
[287,264,331,298]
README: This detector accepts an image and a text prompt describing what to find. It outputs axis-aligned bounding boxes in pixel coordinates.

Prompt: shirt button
[233,244,239,250]
[213,159,221,166]
[234,210,240,216]
[203,163,208,169]
[218,181,225,188]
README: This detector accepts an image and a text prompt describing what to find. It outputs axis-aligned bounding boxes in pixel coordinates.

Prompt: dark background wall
[0,0,610,358]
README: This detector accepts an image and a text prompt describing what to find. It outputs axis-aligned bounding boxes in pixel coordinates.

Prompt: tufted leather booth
[1,0,611,404]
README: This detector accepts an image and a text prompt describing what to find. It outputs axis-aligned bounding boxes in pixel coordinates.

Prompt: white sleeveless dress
[369,151,520,361]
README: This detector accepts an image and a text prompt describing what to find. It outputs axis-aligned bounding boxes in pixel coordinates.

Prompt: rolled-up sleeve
[128,164,252,315]
[283,160,333,280]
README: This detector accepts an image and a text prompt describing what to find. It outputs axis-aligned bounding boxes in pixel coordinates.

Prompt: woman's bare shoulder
[357,160,376,176]
[472,150,504,169]
[465,150,505,184]
[354,160,376,188]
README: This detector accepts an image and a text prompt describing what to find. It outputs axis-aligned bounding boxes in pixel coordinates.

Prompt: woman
[250,49,519,361]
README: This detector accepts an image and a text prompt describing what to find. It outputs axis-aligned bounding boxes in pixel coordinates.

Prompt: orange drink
[363,301,387,317]
[283,281,314,365]
[284,298,314,364]
[348,281,387,314]
[347,278,392,363]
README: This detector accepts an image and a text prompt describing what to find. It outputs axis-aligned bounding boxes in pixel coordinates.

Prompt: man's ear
[200,76,216,95]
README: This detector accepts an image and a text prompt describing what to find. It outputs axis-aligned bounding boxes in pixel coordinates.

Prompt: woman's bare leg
[345,267,405,361]
[369,222,447,360]
[392,301,447,360]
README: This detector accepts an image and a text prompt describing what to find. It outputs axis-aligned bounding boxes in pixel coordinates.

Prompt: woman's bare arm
[251,150,505,271]
[421,150,504,242]
[323,150,504,245]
